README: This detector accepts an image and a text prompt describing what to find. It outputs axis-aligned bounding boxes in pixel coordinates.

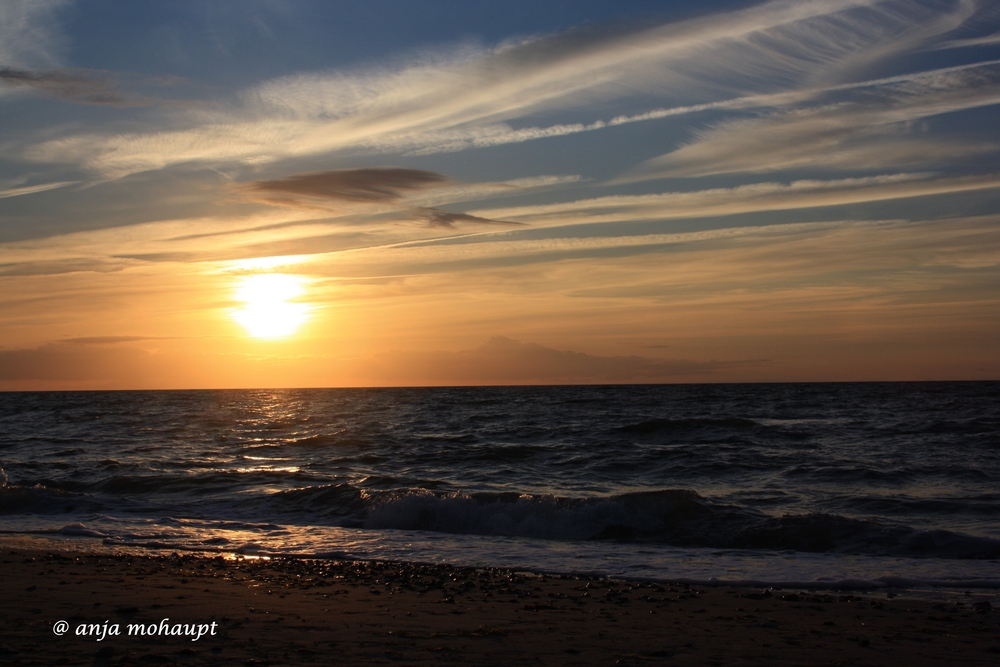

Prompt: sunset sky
[1,0,999,389]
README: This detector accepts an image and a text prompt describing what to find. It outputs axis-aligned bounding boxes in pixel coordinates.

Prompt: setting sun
[232,274,310,339]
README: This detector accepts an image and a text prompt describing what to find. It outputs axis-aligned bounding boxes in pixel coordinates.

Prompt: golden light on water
[232,274,310,339]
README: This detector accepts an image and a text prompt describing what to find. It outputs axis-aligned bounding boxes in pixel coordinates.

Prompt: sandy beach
[1,543,997,666]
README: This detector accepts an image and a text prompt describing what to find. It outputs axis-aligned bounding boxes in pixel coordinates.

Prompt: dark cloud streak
[244,168,448,203]
[417,208,523,228]
[0,67,126,105]
[61,336,156,345]
[240,168,523,228]
[0,343,151,381]
[0,258,125,277]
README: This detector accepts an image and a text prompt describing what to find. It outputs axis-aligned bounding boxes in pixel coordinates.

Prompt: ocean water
[1,383,998,588]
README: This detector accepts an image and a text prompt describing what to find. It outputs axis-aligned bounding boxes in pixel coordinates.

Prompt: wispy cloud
[620,61,1000,180]
[0,166,558,276]
[0,66,125,104]
[0,2,193,108]
[937,31,1000,49]
[0,180,76,199]
[0,66,152,105]
[23,0,988,178]
[236,167,532,228]
[4,171,996,278]
[61,335,158,345]
[313,216,1000,283]
[0,257,125,277]
[472,173,1000,226]
[0,0,69,69]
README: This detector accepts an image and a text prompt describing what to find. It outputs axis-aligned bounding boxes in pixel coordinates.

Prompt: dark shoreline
[5,532,1000,593]
[2,544,998,666]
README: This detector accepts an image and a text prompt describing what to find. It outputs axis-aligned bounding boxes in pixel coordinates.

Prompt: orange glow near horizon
[231,274,311,339]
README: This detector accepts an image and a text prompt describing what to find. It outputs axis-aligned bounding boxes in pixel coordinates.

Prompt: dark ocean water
[2,383,998,586]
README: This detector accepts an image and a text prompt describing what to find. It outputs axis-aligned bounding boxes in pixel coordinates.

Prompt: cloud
[61,336,158,345]
[620,60,1000,180]
[0,342,153,382]
[0,0,68,69]
[358,337,762,385]
[237,170,579,210]
[2,214,997,388]
[937,31,1000,49]
[0,66,130,104]
[242,168,448,204]
[111,252,197,263]
[0,180,76,199]
[0,257,125,277]
[237,167,525,228]
[414,209,521,229]
[3,172,994,279]
[472,173,1000,227]
[23,0,986,177]
[0,3,182,107]
[300,215,1000,300]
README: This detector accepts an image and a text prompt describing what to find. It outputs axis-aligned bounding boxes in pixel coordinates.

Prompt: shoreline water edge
[4,527,1000,593]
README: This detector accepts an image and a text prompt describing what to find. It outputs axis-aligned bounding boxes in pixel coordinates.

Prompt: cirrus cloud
[22,0,990,178]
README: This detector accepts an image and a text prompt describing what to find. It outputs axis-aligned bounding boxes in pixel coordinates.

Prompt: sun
[232,274,310,339]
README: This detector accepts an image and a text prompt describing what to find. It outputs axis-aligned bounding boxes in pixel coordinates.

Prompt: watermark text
[53,619,218,642]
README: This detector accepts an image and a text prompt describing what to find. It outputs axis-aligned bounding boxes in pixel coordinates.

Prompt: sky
[1,0,999,389]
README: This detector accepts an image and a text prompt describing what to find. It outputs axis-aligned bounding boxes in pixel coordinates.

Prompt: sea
[1,382,998,589]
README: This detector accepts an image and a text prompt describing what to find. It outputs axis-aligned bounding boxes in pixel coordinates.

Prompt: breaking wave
[256,485,1000,559]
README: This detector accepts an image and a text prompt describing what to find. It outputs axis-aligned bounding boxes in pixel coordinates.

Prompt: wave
[261,483,368,520]
[288,433,373,448]
[7,469,321,498]
[55,522,107,538]
[5,471,998,560]
[0,482,103,515]
[251,485,1000,559]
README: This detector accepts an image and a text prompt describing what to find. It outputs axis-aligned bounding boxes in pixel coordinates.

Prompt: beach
[2,543,997,666]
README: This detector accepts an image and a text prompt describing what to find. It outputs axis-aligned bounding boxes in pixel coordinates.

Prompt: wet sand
[1,546,997,666]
